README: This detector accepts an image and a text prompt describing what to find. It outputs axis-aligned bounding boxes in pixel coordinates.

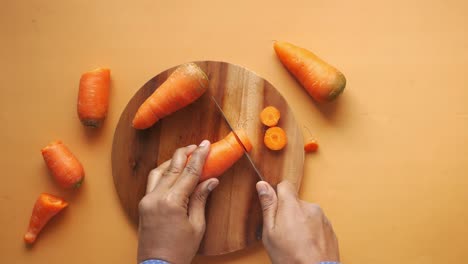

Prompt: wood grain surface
[111,61,304,255]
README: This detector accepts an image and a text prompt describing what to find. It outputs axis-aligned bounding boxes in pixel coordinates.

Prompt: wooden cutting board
[111,61,304,255]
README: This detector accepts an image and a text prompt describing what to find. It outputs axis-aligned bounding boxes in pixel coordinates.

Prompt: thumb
[256,181,278,230]
[188,178,219,230]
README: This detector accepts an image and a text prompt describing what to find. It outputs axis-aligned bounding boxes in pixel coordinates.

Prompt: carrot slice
[132,63,209,129]
[274,41,346,102]
[78,67,110,127]
[260,106,281,127]
[304,139,319,152]
[194,130,252,182]
[24,193,68,244]
[264,127,287,151]
[41,141,85,189]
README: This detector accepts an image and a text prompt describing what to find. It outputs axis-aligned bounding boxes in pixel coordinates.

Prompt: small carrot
[41,141,84,189]
[194,130,252,182]
[304,139,319,153]
[78,67,110,127]
[260,106,281,127]
[24,193,68,244]
[273,41,346,102]
[264,126,287,151]
[132,63,209,129]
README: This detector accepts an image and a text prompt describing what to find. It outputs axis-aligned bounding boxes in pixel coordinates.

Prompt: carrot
[78,67,110,127]
[24,193,68,244]
[132,63,209,129]
[194,130,252,182]
[273,41,346,102]
[304,139,319,153]
[41,140,84,189]
[260,106,281,127]
[264,126,287,151]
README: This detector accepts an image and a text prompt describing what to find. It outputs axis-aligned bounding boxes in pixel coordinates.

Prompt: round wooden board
[111,61,304,255]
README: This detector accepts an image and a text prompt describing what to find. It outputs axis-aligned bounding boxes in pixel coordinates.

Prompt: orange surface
[1,0,467,263]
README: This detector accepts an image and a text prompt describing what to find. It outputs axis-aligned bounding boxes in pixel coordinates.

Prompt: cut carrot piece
[78,67,110,127]
[260,106,281,127]
[132,63,209,129]
[193,130,252,182]
[274,41,346,102]
[24,193,68,244]
[264,126,287,151]
[41,141,85,189]
[304,139,319,153]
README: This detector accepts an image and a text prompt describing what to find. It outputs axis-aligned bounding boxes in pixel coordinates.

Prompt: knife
[210,95,265,182]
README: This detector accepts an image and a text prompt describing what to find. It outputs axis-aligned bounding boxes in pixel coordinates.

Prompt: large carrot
[24,193,68,244]
[132,63,209,129]
[41,141,85,189]
[78,67,110,127]
[194,130,252,182]
[274,41,346,102]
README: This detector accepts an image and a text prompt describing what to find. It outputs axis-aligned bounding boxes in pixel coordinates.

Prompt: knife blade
[210,95,265,182]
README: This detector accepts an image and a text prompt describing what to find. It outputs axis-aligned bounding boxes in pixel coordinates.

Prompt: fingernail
[207,180,219,191]
[199,140,210,147]
[256,182,269,196]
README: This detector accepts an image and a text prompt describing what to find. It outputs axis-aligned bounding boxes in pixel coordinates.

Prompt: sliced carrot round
[304,139,319,153]
[260,106,280,127]
[264,126,287,151]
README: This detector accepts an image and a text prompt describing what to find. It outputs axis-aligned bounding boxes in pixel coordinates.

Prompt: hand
[137,141,219,264]
[256,180,340,264]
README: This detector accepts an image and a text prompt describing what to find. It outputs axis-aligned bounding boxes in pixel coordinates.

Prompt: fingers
[157,144,197,190]
[146,160,171,194]
[256,181,278,230]
[277,180,298,204]
[188,178,219,230]
[171,140,211,199]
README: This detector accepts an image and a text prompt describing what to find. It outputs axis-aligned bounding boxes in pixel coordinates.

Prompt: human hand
[137,141,219,264]
[256,180,340,264]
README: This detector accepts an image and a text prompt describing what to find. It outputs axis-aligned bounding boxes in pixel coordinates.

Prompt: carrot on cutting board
[273,41,346,102]
[264,126,287,151]
[194,130,252,182]
[132,63,209,129]
[78,67,110,127]
[304,139,319,153]
[260,106,281,127]
[24,193,68,244]
[41,141,84,189]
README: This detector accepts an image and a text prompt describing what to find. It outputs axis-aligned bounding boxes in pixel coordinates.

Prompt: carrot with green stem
[260,106,281,127]
[78,67,110,127]
[264,126,287,151]
[41,140,85,189]
[274,41,346,102]
[133,63,209,129]
[191,130,252,182]
[24,193,68,244]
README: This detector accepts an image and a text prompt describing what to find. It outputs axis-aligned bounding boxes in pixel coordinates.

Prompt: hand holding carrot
[137,141,219,263]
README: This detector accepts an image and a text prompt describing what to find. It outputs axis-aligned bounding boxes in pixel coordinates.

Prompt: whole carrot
[274,41,346,102]
[132,63,209,129]
[78,67,111,127]
[24,193,68,244]
[194,130,252,182]
[41,141,84,188]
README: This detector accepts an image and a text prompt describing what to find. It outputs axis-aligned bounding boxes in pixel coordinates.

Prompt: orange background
[1,0,467,263]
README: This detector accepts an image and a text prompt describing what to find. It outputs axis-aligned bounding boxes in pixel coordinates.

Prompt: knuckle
[184,164,201,177]
[138,197,152,213]
[193,190,208,203]
[309,203,324,215]
[166,165,182,175]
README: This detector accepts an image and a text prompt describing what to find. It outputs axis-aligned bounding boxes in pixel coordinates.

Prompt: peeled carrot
[132,63,209,129]
[273,41,346,102]
[41,141,84,189]
[24,193,68,244]
[78,67,110,127]
[304,139,319,153]
[264,126,287,151]
[260,106,281,127]
[195,130,252,182]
